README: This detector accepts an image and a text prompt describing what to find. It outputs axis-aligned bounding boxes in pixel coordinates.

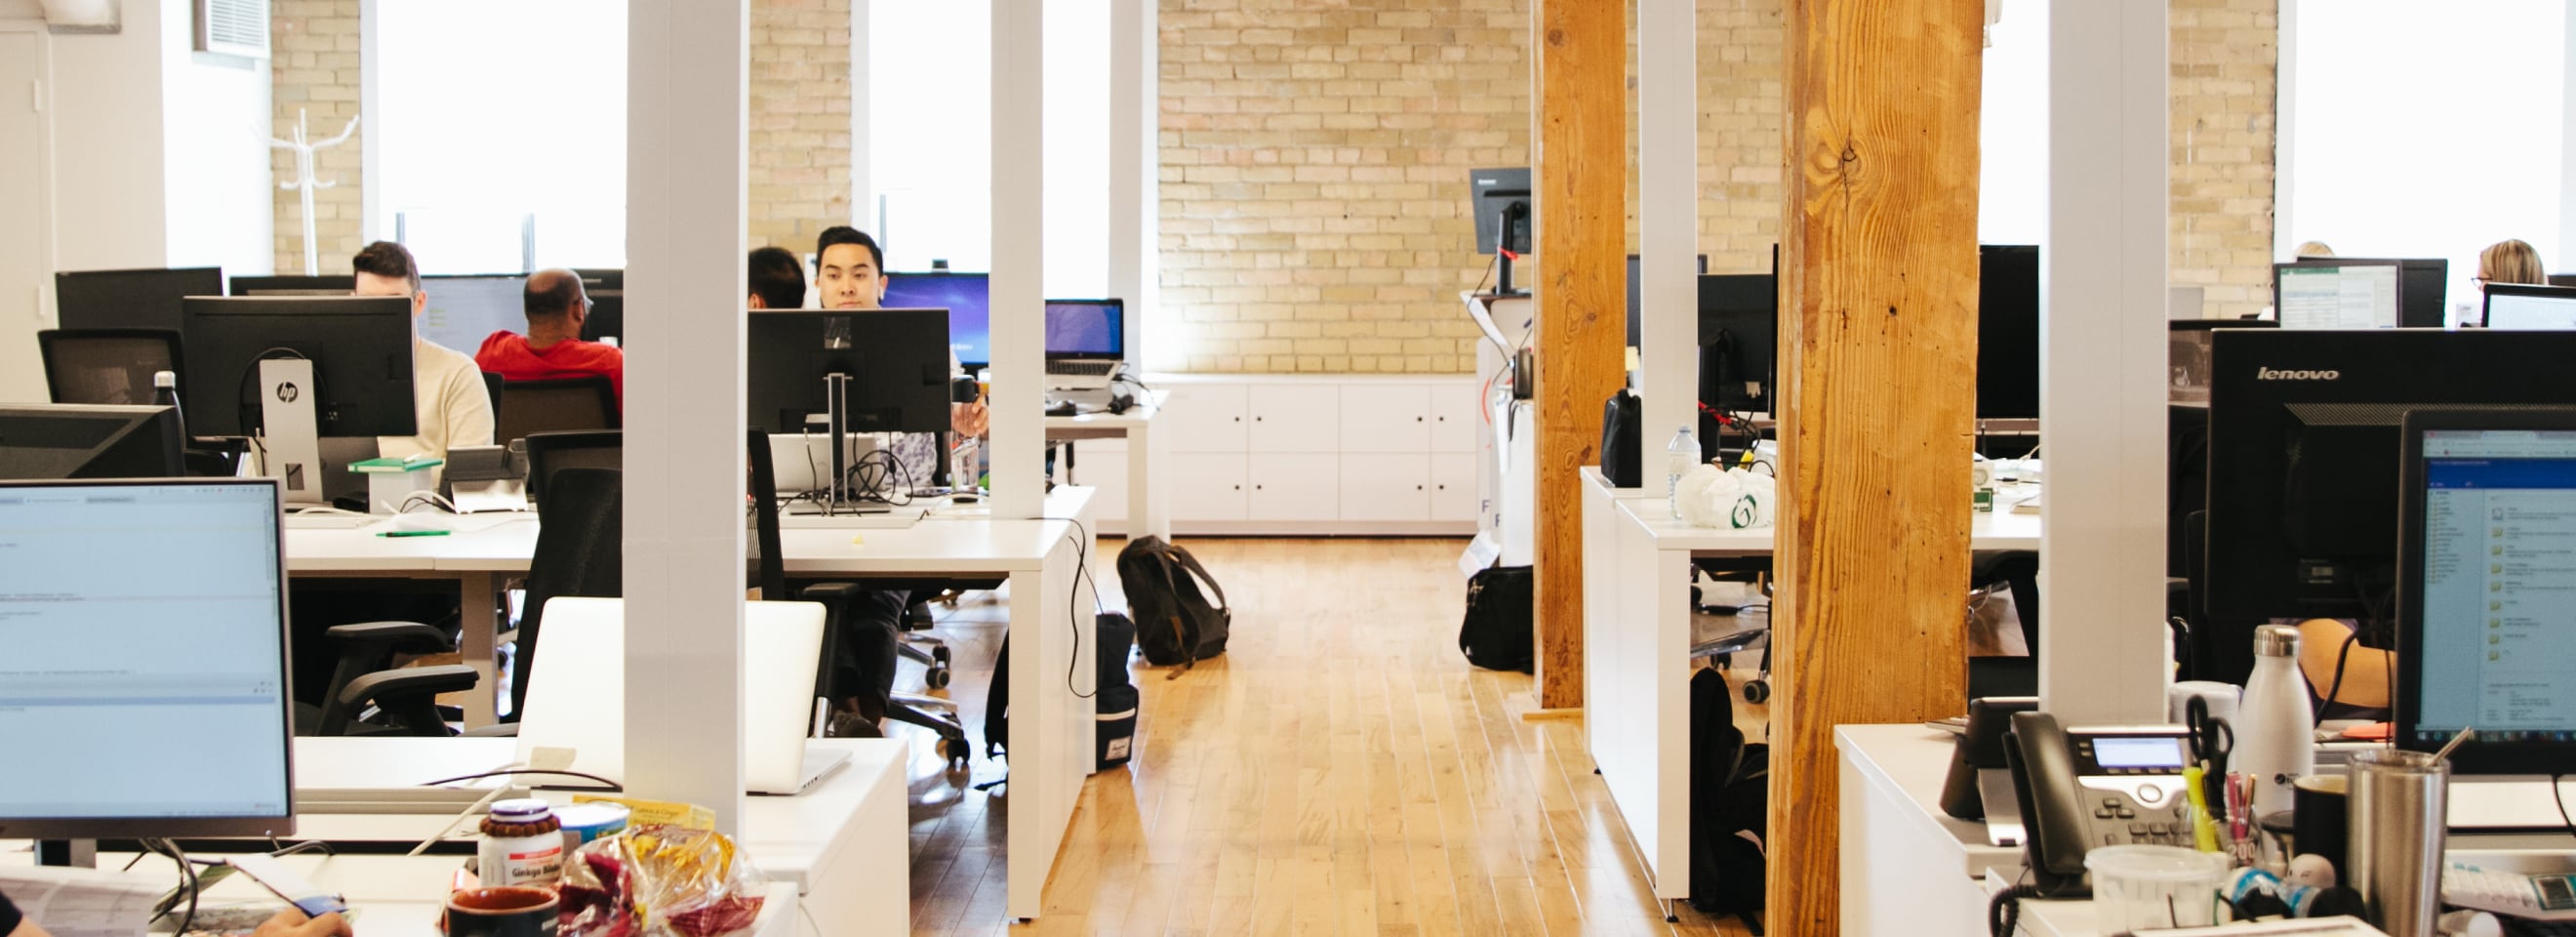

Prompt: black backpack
[1689,668,1769,932]
[1458,564,1534,672]
[1094,612,1139,770]
[1601,388,1643,487]
[1117,537,1230,674]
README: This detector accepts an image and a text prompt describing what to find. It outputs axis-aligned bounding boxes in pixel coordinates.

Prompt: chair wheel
[1743,680,1771,705]
[925,667,951,689]
[939,736,971,766]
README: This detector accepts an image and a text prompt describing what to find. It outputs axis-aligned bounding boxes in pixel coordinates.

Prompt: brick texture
[269,0,364,274]
[2170,0,2278,320]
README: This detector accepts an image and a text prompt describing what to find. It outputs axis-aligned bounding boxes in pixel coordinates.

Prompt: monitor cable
[2554,774,2575,842]
[1043,514,1108,701]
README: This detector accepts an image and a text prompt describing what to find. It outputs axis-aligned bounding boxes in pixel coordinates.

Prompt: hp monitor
[0,404,185,480]
[881,272,990,369]
[179,297,420,438]
[55,267,223,333]
[2480,283,2576,331]
[0,478,296,839]
[2274,261,2400,330]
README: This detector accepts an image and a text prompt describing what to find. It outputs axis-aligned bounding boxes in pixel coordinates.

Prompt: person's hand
[252,907,352,937]
[952,401,989,437]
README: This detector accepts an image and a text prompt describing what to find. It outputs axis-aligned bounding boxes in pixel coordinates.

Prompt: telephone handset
[2002,712,2197,898]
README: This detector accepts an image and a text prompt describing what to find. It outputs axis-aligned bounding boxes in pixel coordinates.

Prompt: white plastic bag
[1675,465,1775,530]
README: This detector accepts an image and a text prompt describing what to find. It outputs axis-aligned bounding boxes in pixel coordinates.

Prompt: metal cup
[2346,749,2448,937]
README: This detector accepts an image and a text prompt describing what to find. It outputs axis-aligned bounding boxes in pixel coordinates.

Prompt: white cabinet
[1170,452,1247,521]
[1338,386,1431,453]
[1431,453,1478,520]
[1247,386,1339,454]
[1248,454,1340,519]
[1429,388,1479,453]
[1060,439,1128,530]
[1165,385,1247,453]
[1340,454,1431,521]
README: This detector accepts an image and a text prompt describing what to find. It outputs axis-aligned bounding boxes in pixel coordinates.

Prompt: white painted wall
[1039,0,1107,299]
[46,3,171,271]
[159,0,274,275]
[0,27,49,404]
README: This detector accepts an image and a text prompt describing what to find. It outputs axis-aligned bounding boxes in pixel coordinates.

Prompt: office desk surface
[1611,495,2042,552]
[1836,724,2025,937]
[1041,388,1166,432]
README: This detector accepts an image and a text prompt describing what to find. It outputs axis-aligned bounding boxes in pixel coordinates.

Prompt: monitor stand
[36,838,95,868]
[257,358,327,506]
[823,372,852,515]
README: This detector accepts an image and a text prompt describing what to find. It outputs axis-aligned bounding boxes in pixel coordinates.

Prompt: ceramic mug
[442,885,559,937]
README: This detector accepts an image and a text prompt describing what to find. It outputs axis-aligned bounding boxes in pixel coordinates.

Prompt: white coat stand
[267,109,361,275]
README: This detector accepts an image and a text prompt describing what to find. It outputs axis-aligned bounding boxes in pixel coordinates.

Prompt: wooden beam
[1530,0,1627,711]
[1768,0,1983,930]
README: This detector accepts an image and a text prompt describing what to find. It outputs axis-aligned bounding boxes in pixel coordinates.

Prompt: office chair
[39,328,182,405]
[492,375,620,445]
[481,371,505,417]
[307,624,481,737]
[521,429,623,507]
[506,466,624,721]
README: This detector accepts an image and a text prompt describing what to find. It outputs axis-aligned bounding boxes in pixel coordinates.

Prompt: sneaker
[825,711,882,739]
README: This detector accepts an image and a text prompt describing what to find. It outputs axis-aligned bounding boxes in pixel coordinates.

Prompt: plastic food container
[2086,844,2232,931]
[555,801,631,852]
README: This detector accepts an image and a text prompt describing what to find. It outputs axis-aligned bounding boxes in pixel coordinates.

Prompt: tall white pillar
[1109,0,1157,360]
[624,0,750,833]
[989,0,1045,518]
[2041,0,2168,722]
[1637,0,1698,452]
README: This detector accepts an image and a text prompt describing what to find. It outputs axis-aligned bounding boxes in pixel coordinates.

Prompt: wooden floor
[886,537,2029,936]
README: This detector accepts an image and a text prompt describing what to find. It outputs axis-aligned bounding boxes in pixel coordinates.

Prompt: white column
[358,0,382,246]
[1637,0,1697,452]
[851,0,872,236]
[989,0,1045,519]
[2273,0,2299,260]
[624,0,750,833]
[2560,8,2576,269]
[1108,0,1156,361]
[2041,0,2167,723]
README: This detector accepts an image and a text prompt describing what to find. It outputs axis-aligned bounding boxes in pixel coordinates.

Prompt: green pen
[379,529,452,538]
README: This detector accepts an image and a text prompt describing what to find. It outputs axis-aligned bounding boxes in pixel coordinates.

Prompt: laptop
[513,597,852,795]
[1044,299,1128,391]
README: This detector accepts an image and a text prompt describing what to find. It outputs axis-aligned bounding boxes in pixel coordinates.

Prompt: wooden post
[1768,0,1983,930]
[1531,0,1626,711]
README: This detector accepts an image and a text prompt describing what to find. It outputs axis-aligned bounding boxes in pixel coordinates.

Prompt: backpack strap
[1167,548,1229,612]
[1155,554,1196,678]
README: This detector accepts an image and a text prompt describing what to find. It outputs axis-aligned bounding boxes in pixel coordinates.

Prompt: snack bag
[557,825,767,937]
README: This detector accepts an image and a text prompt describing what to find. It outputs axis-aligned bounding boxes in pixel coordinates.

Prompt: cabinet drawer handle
[1415,485,1424,490]
[1416,416,1424,422]
[1232,484,1240,490]
[1232,416,1240,422]
[1255,416,1264,422]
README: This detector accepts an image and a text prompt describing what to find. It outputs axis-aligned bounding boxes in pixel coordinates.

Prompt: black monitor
[745,307,951,436]
[583,291,624,345]
[2274,260,2400,329]
[179,297,420,438]
[1697,273,1777,415]
[1624,253,1709,347]
[0,477,296,840]
[1978,245,2041,421]
[2480,283,2576,330]
[228,274,355,297]
[2166,319,2278,404]
[2549,273,2576,289]
[2289,257,2447,328]
[573,268,623,292]
[1470,167,1533,296]
[2203,329,2576,634]
[2394,408,2576,774]
[881,272,989,369]
[0,404,184,479]
[55,267,223,333]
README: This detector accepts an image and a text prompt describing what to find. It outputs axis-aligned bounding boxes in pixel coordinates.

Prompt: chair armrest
[799,583,869,602]
[326,621,456,655]
[460,723,522,738]
[337,664,479,711]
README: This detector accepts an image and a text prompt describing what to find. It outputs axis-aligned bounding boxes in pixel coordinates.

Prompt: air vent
[196,0,268,59]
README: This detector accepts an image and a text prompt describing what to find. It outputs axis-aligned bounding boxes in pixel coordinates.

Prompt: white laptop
[513,597,851,795]
[1043,299,1129,391]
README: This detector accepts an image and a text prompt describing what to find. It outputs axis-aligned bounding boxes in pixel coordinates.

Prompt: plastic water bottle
[1666,425,1699,519]
[152,370,186,439]
[2233,624,2315,817]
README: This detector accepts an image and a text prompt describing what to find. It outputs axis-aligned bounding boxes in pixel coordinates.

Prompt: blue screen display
[881,273,989,367]
[1045,301,1123,355]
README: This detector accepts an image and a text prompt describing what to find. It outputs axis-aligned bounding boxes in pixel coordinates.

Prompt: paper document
[0,864,168,937]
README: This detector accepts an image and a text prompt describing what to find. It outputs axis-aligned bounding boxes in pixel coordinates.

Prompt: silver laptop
[514,597,851,795]
[1044,299,1128,391]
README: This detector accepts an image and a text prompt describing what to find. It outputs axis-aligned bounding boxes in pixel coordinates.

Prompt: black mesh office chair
[493,375,621,445]
[39,328,182,405]
[309,629,480,737]
[506,466,624,721]
[522,429,623,508]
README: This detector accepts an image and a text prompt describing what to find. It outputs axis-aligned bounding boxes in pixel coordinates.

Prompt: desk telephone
[2003,712,2197,896]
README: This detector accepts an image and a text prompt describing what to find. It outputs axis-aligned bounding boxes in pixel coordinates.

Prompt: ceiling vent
[195,0,268,59]
[39,0,120,33]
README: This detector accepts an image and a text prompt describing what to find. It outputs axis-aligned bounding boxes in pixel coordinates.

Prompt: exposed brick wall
[269,0,364,275]
[2170,0,2278,320]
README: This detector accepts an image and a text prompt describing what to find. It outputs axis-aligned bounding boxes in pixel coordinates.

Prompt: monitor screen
[881,273,989,368]
[0,479,295,838]
[2482,285,2576,331]
[55,267,224,333]
[418,274,530,353]
[1044,300,1123,357]
[2274,262,2400,330]
[1978,245,2041,420]
[2404,422,2576,769]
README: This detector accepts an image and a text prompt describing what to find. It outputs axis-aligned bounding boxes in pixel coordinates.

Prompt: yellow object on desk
[2182,765,2220,851]
[573,794,714,831]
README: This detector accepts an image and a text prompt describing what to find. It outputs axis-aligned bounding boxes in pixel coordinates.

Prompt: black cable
[417,767,623,790]
[1989,883,2040,937]
[2316,630,2359,720]
[2555,774,2576,842]
[1045,515,1107,700]
[143,837,198,936]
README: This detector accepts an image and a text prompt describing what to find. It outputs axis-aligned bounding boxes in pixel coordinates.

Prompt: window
[373,0,628,272]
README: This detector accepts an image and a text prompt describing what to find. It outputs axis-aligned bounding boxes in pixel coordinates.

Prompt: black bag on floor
[1688,668,1769,932]
[1458,564,1534,672]
[1095,612,1139,769]
[1602,387,1643,487]
[1118,537,1231,674]
[983,633,1011,759]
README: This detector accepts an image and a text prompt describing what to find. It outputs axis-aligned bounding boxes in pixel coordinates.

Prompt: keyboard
[1046,360,1117,377]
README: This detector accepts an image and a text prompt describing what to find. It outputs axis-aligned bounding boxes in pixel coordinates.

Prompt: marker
[379,529,452,538]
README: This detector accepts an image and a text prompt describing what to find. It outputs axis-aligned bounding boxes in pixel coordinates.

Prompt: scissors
[2186,695,2233,805]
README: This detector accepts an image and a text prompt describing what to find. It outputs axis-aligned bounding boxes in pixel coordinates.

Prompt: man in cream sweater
[352,240,495,481]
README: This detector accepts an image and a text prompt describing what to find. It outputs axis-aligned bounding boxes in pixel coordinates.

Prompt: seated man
[476,268,626,407]
[747,245,806,309]
[814,225,988,486]
[355,240,496,474]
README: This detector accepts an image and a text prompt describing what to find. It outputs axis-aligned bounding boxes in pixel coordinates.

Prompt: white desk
[1836,724,2024,937]
[1580,474,2041,907]
[285,487,1101,921]
[1044,387,1169,541]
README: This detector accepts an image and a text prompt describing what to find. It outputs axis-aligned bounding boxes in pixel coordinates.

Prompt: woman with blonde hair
[2478,238,2548,288]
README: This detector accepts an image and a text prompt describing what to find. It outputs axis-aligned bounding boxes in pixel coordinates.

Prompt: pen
[379,529,451,538]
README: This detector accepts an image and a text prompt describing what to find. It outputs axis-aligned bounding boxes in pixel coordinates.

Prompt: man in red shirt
[475,267,625,407]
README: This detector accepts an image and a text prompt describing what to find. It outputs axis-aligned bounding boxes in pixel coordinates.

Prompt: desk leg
[457,572,500,727]
[1004,538,1093,921]
[1131,422,1168,542]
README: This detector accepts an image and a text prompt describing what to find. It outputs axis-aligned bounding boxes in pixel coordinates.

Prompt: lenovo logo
[2256,367,2341,382]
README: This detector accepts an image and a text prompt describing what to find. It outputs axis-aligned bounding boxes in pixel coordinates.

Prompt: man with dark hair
[351,240,494,478]
[476,268,626,406]
[747,246,806,309]
[813,225,882,309]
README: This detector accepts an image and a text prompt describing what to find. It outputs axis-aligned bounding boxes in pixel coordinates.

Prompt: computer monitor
[573,268,623,292]
[0,478,296,839]
[1624,253,1709,347]
[881,272,989,369]
[2289,257,2447,328]
[179,297,420,438]
[1469,167,1532,256]
[2165,319,2276,405]
[2480,283,2576,330]
[2202,328,2576,634]
[2395,409,2576,775]
[1978,245,2042,421]
[418,274,529,352]
[745,307,951,436]
[0,404,184,479]
[1044,300,1124,358]
[1697,273,1776,415]
[2550,274,2576,289]
[583,291,625,346]
[2273,261,2401,330]
[54,267,223,333]
[228,275,356,297]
